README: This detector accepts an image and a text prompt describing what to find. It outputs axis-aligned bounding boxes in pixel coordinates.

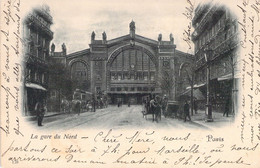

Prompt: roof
[66,49,90,58]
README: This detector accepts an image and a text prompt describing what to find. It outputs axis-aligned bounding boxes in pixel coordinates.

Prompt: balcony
[212,33,238,60]
[194,6,217,35]
[34,7,53,24]
[27,13,53,39]
[26,53,48,67]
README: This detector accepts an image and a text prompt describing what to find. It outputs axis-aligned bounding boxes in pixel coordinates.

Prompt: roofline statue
[91,31,95,41]
[158,33,162,42]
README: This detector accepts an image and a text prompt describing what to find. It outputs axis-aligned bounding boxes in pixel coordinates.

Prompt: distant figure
[128,100,131,107]
[129,20,135,31]
[161,95,168,117]
[51,43,55,53]
[75,101,81,115]
[150,95,161,122]
[62,43,66,54]
[184,101,191,122]
[158,34,162,42]
[35,101,46,126]
[145,97,150,115]
[92,98,96,112]
[170,33,174,43]
[102,31,107,41]
[223,98,230,117]
[194,100,198,114]
[91,31,95,41]
[155,95,161,121]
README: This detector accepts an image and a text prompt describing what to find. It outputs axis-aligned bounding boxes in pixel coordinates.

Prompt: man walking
[184,101,191,122]
[223,98,230,117]
[35,101,46,126]
[161,95,168,117]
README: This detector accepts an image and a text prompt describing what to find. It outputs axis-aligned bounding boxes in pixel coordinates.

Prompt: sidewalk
[191,110,235,129]
[24,110,94,121]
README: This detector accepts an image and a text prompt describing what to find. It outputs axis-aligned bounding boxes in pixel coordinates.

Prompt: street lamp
[204,46,213,122]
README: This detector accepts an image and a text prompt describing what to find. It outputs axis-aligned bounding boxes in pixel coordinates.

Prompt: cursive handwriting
[182,0,194,49]
[1,141,47,157]
[13,117,23,137]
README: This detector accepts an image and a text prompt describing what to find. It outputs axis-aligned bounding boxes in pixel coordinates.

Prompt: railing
[28,13,53,38]
[110,79,156,84]
[26,53,48,66]
[212,33,238,60]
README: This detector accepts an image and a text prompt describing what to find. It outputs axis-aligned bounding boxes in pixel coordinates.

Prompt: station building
[51,21,193,104]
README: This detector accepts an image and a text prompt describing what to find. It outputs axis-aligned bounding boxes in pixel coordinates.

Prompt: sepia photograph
[1,0,260,167]
[22,1,240,130]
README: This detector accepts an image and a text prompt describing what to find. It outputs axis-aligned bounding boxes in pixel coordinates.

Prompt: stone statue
[91,31,95,41]
[170,33,174,43]
[62,43,66,53]
[102,31,107,41]
[129,20,135,31]
[51,43,55,53]
[158,34,162,42]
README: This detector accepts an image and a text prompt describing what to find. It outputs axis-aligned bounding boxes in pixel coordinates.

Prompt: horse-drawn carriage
[164,100,180,118]
[141,97,180,121]
[142,95,162,122]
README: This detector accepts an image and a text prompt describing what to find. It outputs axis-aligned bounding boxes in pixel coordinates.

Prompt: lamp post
[204,46,213,122]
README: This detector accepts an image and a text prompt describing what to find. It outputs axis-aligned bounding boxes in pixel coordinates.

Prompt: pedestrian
[223,97,230,117]
[161,95,168,117]
[150,95,160,122]
[75,100,81,115]
[155,95,161,121]
[184,101,191,122]
[128,100,131,107]
[35,101,46,126]
[92,98,96,112]
[194,99,198,114]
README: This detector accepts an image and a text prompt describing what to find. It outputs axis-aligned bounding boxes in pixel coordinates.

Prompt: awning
[186,83,206,89]
[218,73,240,81]
[25,83,47,91]
[181,88,205,100]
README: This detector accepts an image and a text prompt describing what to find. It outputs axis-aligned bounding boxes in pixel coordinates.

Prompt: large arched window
[70,61,88,81]
[110,49,156,81]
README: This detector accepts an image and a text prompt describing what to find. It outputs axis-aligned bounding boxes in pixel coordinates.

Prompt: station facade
[53,21,192,104]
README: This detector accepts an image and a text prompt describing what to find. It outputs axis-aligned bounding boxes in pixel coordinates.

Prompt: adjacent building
[23,5,53,115]
[191,3,239,113]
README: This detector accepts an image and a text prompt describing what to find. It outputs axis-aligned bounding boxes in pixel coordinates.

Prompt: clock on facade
[163,61,170,67]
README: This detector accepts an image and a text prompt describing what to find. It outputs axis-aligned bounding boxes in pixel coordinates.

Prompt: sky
[21,0,219,54]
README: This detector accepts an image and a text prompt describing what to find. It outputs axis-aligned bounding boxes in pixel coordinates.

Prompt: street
[28,105,210,130]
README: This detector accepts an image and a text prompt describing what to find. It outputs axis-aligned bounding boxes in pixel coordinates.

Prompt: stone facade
[23,5,53,115]
[52,21,192,104]
[192,3,239,113]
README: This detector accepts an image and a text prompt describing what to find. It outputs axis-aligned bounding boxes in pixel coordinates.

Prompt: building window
[137,87,142,91]
[150,72,155,80]
[144,72,148,80]
[27,69,31,80]
[130,87,135,91]
[34,72,38,82]
[111,87,115,91]
[118,73,122,80]
[117,87,122,91]
[124,87,128,91]
[42,74,45,84]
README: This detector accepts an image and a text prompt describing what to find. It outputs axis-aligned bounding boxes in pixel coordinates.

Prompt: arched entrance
[106,45,159,104]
